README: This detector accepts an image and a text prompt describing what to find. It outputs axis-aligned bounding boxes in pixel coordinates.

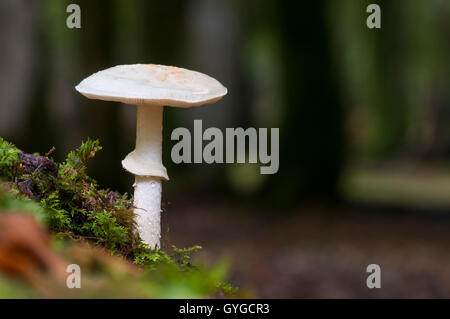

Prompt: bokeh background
[1,0,450,297]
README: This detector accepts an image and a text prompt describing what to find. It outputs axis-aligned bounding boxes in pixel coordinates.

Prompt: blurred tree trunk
[169,0,246,195]
[74,0,119,190]
[370,0,407,156]
[330,0,408,159]
[0,0,36,140]
[270,0,344,207]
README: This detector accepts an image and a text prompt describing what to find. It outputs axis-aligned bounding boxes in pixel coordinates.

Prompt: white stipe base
[133,176,162,249]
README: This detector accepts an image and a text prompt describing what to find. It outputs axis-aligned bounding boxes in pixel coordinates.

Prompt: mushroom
[75,64,227,249]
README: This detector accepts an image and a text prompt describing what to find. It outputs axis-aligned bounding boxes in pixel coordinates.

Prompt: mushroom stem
[133,175,162,249]
[132,104,165,248]
[136,104,164,168]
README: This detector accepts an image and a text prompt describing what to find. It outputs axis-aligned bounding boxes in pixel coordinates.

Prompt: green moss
[0,137,238,297]
[0,138,137,254]
[134,245,202,271]
[0,137,21,181]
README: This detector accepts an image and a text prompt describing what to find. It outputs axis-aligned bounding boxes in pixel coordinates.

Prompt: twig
[45,146,56,157]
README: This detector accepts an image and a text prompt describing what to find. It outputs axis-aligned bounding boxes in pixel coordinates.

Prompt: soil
[164,199,450,298]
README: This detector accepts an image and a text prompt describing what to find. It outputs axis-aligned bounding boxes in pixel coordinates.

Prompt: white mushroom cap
[75,64,227,107]
[75,64,227,181]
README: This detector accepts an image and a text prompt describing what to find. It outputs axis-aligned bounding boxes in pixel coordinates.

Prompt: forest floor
[164,198,450,298]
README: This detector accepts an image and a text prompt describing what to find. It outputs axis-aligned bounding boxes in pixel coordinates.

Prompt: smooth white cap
[75,64,227,107]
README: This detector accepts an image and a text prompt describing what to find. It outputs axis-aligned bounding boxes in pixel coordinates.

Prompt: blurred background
[1,0,450,297]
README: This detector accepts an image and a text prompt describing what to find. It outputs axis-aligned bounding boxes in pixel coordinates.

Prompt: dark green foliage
[134,245,202,271]
[217,281,239,296]
[0,137,21,181]
[1,138,138,254]
[1,138,144,254]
